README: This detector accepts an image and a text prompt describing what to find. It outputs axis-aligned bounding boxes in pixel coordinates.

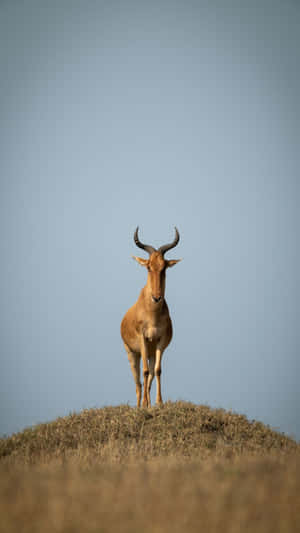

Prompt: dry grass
[1,402,299,532]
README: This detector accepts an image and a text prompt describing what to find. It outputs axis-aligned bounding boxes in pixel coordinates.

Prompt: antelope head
[133,227,181,304]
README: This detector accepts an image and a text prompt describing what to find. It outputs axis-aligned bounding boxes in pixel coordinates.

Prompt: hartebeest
[121,227,181,407]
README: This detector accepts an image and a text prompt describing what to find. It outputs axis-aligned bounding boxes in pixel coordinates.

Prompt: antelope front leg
[146,356,155,407]
[155,348,164,406]
[141,336,149,407]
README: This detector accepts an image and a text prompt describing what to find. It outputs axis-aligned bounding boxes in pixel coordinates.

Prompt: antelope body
[121,227,180,407]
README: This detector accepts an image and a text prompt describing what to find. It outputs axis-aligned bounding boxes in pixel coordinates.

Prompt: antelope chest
[144,324,161,343]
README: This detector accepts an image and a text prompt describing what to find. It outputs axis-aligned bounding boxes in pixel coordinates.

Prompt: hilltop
[1,401,298,464]
[1,402,299,533]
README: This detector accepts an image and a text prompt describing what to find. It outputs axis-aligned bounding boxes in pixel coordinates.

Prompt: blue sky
[0,0,299,439]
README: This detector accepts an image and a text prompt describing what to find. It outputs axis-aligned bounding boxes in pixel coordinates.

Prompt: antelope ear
[166,259,181,268]
[132,256,149,267]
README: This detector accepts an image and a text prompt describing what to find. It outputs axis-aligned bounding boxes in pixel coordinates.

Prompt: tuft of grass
[1,402,299,533]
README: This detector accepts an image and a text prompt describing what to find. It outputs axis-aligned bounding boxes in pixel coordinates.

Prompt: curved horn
[134,227,156,255]
[158,227,180,256]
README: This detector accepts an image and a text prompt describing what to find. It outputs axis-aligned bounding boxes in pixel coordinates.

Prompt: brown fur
[121,251,180,407]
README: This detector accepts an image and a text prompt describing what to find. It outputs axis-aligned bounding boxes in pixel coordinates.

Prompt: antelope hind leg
[125,345,141,407]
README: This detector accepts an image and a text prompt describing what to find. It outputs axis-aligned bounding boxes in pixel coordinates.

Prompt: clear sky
[0,0,299,440]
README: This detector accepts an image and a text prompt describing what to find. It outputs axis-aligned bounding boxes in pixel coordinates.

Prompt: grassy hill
[1,402,299,532]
